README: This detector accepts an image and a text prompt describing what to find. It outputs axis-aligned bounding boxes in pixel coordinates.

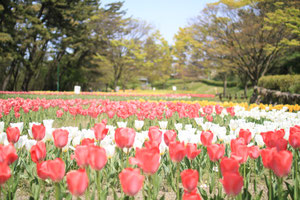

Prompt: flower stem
[217,161,222,199]
[58,148,62,159]
[269,170,273,200]
[252,159,256,197]
[278,177,283,200]
[295,150,298,200]
[85,167,90,200]
[176,162,180,200]
[126,148,129,168]
[97,170,101,200]
[55,182,61,200]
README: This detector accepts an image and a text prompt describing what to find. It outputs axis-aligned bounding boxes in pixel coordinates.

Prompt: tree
[142,31,173,88]
[92,2,154,91]
[173,0,298,99]
[0,0,101,91]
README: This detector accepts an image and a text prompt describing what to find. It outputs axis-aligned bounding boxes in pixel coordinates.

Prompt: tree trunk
[244,83,247,98]
[113,80,117,92]
[21,66,34,91]
[1,60,17,91]
[250,79,259,103]
[2,73,12,91]
[223,73,227,97]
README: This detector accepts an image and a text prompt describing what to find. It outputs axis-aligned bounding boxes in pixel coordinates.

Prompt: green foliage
[264,1,300,47]
[258,75,300,93]
[200,79,237,87]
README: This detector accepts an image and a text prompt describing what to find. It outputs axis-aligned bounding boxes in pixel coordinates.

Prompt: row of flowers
[0,91,215,98]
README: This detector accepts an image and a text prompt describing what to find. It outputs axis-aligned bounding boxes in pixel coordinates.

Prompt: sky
[104,0,217,44]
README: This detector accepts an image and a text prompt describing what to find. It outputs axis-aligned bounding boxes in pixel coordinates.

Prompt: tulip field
[0,93,300,200]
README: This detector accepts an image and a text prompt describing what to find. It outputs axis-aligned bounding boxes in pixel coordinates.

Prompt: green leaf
[199,187,208,200]
[285,181,294,200]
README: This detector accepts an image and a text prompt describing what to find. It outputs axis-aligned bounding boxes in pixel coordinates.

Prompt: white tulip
[0,132,8,145]
[0,122,4,133]
[159,121,168,130]
[194,118,203,126]
[117,122,127,128]
[174,123,182,131]
[15,135,28,149]
[134,120,144,131]
[25,140,37,151]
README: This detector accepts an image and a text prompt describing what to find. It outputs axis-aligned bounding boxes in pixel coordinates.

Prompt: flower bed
[0,97,300,199]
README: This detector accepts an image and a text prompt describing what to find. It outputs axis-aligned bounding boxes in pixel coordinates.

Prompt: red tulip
[81,138,95,146]
[164,130,177,146]
[275,138,288,151]
[203,105,213,115]
[37,161,49,180]
[148,126,162,145]
[230,138,245,153]
[200,131,213,147]
[0,162,11,185]
[238,129,252,145]
[181,169,199,192]
[206,115,213,122]
[226,107,235,116]
[230,144,249,164]
[32,124,46,141]
[169,141,186,162]
[144,140,160,149]
[101,119,108,125]
[220,157,239,176]
[6,127,20,144]
[36,158,65,182]
[73,145,90,168]
[261,130,285,149]
[186,143,201,160]
[94,122,108,141]
[270,150,293,177]
[129,146,160,174]
[46,158,65,182]
[119,168,144,196]
[88,145,107,171]
[0,144,18,165]
[115,128,136,148]
[67,168,89,196]
[207,144,225,162]
[30,141,46,163]
[289,125,300,149]
[52,129,69,148]
[248,146,261,159]
[15,112,20,118]
[215,104,223,115]
[220,172,243,196]
[183,191,202,200]
[56,110,64,118]
[261,147,277,169]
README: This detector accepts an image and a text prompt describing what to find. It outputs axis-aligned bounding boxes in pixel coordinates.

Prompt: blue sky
[104,0,217,44]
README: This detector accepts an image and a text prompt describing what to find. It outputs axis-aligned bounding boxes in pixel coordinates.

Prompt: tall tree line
[173,0,299,99]
[0,1,173,91]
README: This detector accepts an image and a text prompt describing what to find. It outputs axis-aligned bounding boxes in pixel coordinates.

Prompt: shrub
[258,75,300,94]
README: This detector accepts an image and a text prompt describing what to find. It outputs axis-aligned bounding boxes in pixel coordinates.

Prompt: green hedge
[258,75,300,94]
[200,79,237,87]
